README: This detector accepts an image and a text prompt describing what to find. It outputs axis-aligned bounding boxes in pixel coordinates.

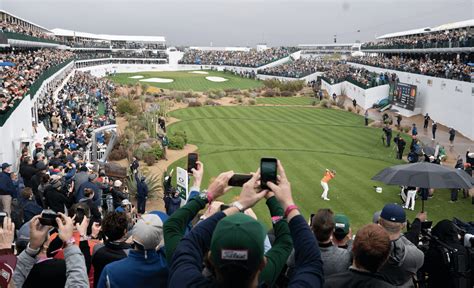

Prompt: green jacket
[163,195,293,287]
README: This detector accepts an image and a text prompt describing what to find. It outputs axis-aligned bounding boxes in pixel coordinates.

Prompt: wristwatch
[198,190,208,202]
[230,201,244,212]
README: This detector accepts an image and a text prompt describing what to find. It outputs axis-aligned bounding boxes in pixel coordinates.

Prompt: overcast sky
[1,0,472,46]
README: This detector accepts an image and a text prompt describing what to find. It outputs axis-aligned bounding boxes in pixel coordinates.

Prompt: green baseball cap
[211,213,266,271]
[334,214,350,235]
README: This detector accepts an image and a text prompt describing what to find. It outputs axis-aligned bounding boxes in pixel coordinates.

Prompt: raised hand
[0,216,15,249]
[207,170,234,200]
[29,215,51,250]
[267,160,294,210]
[191,161,204,188]
[238,169,268,210]
[56,213,74,242]
[76,215,90,237]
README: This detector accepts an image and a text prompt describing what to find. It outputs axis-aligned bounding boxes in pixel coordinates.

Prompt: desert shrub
[126,172,161,198]
[330,100,337,106]
[236,95,243,103]
[208,89,227,99]
[116,98,139,115]
[205,99,219,106]
[280,80,305,92]
[402,126,411,133]
[263,89,277,97]
[173,130,188,144]
[336,96,345,108]
[184,90,196,98]
[280,91,293,97]
[356,108,361,114]
[168,135,186,150]
[148,144,164,159]
[136,131,148,141]
[143,153,156,166]
[248,99,256,105]
[188,101,202,107]
[109,147,128,161]
[242,91,251,98]
[347,106,353,112]
[262,79,280,89]
[320,99,331,108]
[312,100,318,106]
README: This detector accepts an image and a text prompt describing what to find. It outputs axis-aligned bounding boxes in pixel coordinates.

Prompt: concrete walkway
[343,97,473,166]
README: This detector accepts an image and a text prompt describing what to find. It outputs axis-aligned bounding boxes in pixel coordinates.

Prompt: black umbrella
[372,162,473,212]
[422,146,436,156]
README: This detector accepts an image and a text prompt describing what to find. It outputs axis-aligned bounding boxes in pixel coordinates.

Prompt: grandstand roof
[51,28,165,42]
[377,19,474,39]
[0,10,51,33]
[298,43,357,48]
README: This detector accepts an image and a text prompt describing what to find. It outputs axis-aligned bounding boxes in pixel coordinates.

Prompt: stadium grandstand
[0,5,473,288]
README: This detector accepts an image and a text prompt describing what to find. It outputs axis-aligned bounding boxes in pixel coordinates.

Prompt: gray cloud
[2,0,472,46]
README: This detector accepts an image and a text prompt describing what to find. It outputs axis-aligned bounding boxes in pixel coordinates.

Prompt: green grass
[108,70,264,92]
[256,96,316,106]
[97,101,105,116]
[166,106,472,230]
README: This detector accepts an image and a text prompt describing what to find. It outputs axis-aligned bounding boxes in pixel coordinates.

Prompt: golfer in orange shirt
[321,169,336,201]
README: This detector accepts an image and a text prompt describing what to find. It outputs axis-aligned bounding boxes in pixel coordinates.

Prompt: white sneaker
[323,198,330,201]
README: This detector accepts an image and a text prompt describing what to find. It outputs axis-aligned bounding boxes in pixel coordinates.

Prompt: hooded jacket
[377,235,424,287]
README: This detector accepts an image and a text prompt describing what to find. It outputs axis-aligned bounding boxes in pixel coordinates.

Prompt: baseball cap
[334,214,350,239]
[380,203,406,223]
[1,163,11,170]
[114,180,122,187]
[132,213,167,251]
[0,255,16,287]
[121,199,132,206]
[210,213,266,272]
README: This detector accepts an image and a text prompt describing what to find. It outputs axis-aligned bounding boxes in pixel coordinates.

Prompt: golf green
[108,70,264,92]
[167,106,472,230]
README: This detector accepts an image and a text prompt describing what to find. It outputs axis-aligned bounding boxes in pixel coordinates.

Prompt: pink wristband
[284,205,298,218]
[207,193,213,203]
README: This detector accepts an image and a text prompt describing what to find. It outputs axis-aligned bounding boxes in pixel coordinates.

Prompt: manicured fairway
[108,70,264,92]
[256,96,316,106]
[167,106,472,230]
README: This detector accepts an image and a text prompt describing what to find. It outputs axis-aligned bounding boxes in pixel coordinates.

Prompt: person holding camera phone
[13,213,89,288]
[168,160,323,287]
[320,169,336,201]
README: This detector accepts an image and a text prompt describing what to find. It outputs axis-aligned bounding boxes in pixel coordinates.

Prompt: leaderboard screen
[392,83,417,111]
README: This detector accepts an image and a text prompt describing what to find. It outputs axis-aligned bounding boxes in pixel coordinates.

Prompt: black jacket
[19,164,38,188]
[325,268,395,288]
[44,186,74,213]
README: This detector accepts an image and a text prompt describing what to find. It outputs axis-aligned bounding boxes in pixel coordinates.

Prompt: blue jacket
[97,248,168,288]
[0,172,16,196]
[76,181,102,206]
[135,174,148,199]
[168,213,323,287]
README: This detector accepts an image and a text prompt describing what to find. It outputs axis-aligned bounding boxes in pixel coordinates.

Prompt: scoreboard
[391,82,417,111]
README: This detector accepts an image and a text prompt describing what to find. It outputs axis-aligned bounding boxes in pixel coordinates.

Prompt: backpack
[431,238,472,288]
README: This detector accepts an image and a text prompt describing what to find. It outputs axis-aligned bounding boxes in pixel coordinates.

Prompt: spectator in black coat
[19,187,43,223]
[165,191,182,216]
[79,188,101,224]
[44,175,74,213]
[136,174,148,214]
[325,224,393,288]
[91,212,131,288]
[111,180,128,209]
[422,220,470,288]
[19,157,38,188]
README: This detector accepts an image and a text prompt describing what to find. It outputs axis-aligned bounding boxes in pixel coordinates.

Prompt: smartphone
[74,207,85,225]
[0,212,7,228]
[260,158,277,189]
[39,210,59,228]
[308,213,315,226]
[219,204,230,211]
[228,174,252,187]
[187,153,198,173]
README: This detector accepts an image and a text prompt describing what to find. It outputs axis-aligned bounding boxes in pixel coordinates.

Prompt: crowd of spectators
[179,47,296,67]
[0,20,57,41]
[362,29,473,50]
[111,42,165,50]
[349,55,471,82]
[0,49,74,114]
[1,151,471,287]
[258,57,340,78]
[322,62,395,88]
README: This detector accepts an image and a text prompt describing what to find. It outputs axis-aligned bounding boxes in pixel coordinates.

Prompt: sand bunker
[129,75,144,79]
[139,78,174,83]
[189,71,209,75]
[206,76,228,82]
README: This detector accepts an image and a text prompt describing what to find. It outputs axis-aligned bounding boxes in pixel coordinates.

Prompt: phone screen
[187,153,198,173]
[260,158,277,189]
[39,213,59,228]
[228,174,252,187]
[0,212,6,228]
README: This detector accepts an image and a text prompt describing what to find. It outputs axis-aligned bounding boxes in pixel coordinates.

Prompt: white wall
[320,79,389,110]
[256,71,322,83]
[348,62,474,140]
